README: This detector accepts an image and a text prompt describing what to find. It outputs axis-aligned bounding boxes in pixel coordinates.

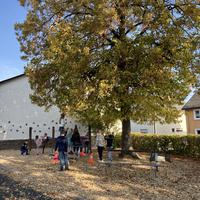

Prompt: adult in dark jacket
[71,125,81,155]
[55,132,69,171]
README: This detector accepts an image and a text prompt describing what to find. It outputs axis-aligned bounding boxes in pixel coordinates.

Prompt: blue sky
[0,1,27,81]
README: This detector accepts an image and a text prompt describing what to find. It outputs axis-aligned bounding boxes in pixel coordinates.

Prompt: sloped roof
[0,74,25,85]
[182,91,200,110]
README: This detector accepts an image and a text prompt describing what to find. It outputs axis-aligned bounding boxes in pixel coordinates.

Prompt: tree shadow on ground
[67,159,160,199]
[0,172,54,200]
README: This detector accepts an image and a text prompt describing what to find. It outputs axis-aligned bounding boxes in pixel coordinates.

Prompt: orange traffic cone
[87,153,95,165]
[80,151,86,157]
[52,152,59,164]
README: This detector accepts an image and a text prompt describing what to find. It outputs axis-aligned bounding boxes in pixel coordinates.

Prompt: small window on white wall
[195,129,200,135]
[194,109,200,120]
[140,129,148,133]
[176,128,183,132]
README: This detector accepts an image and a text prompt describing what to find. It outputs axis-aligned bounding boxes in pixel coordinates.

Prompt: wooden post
[52,126,55,139]
[29,127,32,152]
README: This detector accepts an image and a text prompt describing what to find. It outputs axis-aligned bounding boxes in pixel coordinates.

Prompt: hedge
[113,133,200,157]
[132,134,200,157]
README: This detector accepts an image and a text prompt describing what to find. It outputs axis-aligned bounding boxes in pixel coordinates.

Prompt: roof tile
[182,91,200,110]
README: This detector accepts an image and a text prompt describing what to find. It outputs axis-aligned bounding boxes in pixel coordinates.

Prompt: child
[95,131,105,162]
[41,133,49,154]
[20,141,29,155]
[55,131,69,171]
[67,128,73,153]
[35,135,42,155]
[59,113,66,133]
[105,133,114,161]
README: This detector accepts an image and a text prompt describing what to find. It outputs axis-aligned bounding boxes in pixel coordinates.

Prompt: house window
[176,128,183,132]
[195,129,200,135]
[194,109,200,120]
[140,129,148,133]
[172,128,175,132]
[195,128,200,135]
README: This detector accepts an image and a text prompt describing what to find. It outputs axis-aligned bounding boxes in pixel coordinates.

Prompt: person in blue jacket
[55,131,69,171]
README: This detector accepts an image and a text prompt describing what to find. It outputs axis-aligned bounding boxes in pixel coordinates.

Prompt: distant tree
[16,0,199,156]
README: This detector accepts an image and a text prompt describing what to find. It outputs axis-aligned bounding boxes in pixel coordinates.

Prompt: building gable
[182,91,200,110]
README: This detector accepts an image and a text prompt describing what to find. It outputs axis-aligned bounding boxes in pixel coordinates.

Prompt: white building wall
[0,75,87,140]
[131,111,187,134]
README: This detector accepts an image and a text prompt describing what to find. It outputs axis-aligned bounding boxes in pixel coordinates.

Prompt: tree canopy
[16,0,199,154]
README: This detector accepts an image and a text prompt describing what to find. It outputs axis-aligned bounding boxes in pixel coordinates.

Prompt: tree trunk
[120,119,131,157]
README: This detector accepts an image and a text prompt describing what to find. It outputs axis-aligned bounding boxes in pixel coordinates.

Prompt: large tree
[16,0,199,156]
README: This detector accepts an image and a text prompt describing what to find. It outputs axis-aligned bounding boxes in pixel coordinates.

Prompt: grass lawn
[0,149,200,200]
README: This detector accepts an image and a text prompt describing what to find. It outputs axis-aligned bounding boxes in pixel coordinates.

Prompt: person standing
[67,128,73,153]
[71,125,81,156]
[41,133,49,154]
[35,135,42,155]
[81,132,89,153]
[105,133,114,161]
[55,131,69,171]
[95,131,105,162]
[59,113,66,134]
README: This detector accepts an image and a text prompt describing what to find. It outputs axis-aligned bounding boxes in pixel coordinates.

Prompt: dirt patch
[0,149,200,200]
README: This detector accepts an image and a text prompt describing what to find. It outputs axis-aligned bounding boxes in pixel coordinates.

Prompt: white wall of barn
[0,75,87,140]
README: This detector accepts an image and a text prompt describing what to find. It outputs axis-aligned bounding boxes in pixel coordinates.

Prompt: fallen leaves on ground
[0,149,200,200]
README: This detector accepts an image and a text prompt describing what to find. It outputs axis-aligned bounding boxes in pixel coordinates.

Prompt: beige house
[182,92,200,134]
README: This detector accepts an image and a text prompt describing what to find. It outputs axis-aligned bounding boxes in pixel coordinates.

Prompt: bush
[132,133,200,157]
